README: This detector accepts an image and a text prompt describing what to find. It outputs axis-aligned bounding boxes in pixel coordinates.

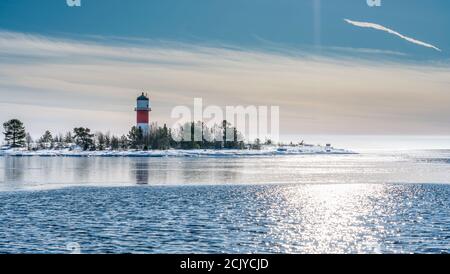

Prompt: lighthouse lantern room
[135,92,151,134]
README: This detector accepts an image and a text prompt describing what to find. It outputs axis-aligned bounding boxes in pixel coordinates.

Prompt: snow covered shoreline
[0,146,355,157]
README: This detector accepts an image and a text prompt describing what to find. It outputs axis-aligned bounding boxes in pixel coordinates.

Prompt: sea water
[0,150,449,253]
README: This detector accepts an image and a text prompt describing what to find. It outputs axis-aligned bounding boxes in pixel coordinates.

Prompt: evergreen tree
[253,138,262,150]
[119,135,128,150]
[54,133,64,149]
[104,132,111,149]
[73,127,94,151]
[110,136,120,150]
[127,126,143,149]
[96,132,106,151]
[161,124,171,149]
[232,127,238,149]
[64,131,73,144]
[151,124,171,150]
[38,130,53,149]
[190,122,195,148]
[2,119,26,148]
[222,120,234,148]
[222,120,227,146]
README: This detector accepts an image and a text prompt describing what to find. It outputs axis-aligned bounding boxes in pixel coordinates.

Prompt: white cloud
[0,30,450,143]
[344,19,442,52]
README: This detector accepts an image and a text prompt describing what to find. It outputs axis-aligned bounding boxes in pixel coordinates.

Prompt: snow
[0,145,355,157]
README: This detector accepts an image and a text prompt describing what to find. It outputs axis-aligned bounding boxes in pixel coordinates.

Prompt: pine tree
[64,131,73,144]
[151,124,170,150]
[253,138,262,150]
[110,136,120,150]
[160,124,170,149]
[104,132,111,149]
[96,132,106,151]
[127,126,143,149]
[73,127,94,151]
[119,135,128,150]
[38,130,53,149]
[3,119,26,148]
[232,127,238,149]
[222,120,234,148]
[54,133,64,149]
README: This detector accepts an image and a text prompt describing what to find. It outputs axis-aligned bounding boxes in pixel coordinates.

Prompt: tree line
[2,119,266,151]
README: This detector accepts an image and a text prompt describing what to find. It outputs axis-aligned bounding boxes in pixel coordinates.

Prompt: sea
[0,150,449,253]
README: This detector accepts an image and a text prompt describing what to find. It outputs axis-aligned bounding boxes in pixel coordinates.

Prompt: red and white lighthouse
[135,92,151,134]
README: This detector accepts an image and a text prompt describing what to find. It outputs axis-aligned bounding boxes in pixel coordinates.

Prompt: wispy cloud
[344,19,442,52]
[0,30,450,141]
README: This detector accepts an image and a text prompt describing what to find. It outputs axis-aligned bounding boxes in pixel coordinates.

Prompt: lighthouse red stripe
[137,110,149,123]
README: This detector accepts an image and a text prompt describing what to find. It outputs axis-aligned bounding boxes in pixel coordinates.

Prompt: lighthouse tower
[135,92,151,135]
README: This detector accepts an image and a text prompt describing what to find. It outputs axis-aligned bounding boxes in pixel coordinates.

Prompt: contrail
[344,19,441,52]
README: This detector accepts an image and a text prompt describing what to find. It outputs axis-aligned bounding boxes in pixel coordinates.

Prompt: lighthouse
[135,92,151,135]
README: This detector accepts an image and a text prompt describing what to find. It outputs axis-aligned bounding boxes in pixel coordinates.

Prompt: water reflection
[73,157,92,182]
[132,159,149,185]
[262,184,389,253]
[179,159,241,184]
[0,150,450,192]
[4,156,25,182]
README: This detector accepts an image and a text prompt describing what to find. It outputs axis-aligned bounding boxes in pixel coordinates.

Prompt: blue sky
[0,0,449,147]
[1,0,448,60]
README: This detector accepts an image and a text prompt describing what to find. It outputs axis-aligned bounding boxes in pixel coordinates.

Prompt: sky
[0,0,449,148]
